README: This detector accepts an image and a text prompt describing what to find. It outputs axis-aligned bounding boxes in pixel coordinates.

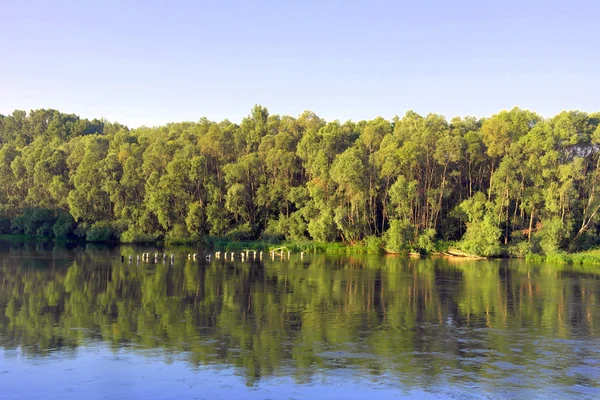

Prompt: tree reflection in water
[1,241,599,391]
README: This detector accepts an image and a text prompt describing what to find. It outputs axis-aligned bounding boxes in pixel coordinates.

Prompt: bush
[417,228,436,254]
[307,212,336,242]
[364,235,384,254]
[121,226,160,243]
[53,213,76,238]
[535,217,567,255]
[86,221,118,242]
[383,219,414,254]
[508,239,533,258]
[287,211,308,241]
[225,222,255,241]
[74,222,89,239]
[262,218,286,242]
[165,223,190,243]
[459,214,502,257]
[11,207,56,236]
[571,232,600,252]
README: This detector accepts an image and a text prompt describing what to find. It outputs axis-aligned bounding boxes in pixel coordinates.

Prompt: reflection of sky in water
[1,346,415,400]
[2,344,599,400]
[2,246,600,399]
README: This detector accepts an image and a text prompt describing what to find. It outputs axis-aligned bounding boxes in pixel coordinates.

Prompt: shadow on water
[1,239,600,396]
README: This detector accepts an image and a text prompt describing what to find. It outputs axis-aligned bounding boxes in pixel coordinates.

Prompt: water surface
[1,241,599,399]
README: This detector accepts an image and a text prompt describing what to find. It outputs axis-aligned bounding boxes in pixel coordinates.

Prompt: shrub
[364,235,384,254]
[459,214,502,257]
[308,212,336,242]
[225,222,255,241]
[165,223,190,243]
[417,228,436,254]
[86,221,118,242]
[535,217,567,255]
[53,213,76,238]
[11,207,56,236]
[262,218,286,242]
[121,226,160,243]
[383,219,414,254]
[508,239,533,258]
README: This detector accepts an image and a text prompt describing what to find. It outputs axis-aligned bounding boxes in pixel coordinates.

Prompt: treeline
[0,106,599,256]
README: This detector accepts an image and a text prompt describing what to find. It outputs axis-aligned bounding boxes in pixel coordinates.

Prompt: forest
[0,106,599,256]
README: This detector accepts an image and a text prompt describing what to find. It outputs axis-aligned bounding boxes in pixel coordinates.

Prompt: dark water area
[1,241,599,399]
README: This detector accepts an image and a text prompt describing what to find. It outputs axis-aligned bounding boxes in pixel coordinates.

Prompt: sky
[0,0,599,127]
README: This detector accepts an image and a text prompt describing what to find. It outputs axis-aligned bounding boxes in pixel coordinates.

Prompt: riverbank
[4,233,600,264]
[525,249,600,265]
[0,234,451,255]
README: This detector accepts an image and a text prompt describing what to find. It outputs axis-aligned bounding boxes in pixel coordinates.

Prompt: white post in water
[300,252,304,259]
[288,251,291,260]
[231,252,234,259]
[259,251,263,259]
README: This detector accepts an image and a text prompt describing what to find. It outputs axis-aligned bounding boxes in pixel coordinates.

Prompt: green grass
[525,250,600,265]
[203,237,385,254]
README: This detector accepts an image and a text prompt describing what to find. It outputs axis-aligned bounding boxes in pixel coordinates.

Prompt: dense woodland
[0,106,599,256]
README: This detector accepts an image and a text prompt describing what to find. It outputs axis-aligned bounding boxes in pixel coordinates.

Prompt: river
[0,240,599,399]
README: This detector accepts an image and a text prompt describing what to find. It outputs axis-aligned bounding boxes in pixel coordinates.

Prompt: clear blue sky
[1,0,598,127]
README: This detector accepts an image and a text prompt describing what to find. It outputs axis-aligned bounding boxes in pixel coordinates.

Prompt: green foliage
[164,224,189,243]
[455,193,503,257]
[535,217,567,255]
[52,212,75,238]
[508,238,533,258]
[225,222,255,241]
[261,218,287,242]
[85,221,118,242]
[383,219,414,254]
[0,107,599,255]
[11,207,56,236]
[307,212,336,242]
[459,214,503,257]
[364,235,384,254]
[417,229,436,254]
[120,226,160,243]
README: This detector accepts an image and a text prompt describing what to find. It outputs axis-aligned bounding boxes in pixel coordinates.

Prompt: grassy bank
[0,234,450,255]
[204,238,379,254]
[525,249,600,265]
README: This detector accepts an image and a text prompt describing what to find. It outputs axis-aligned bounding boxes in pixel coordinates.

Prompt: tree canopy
[1,106,599,255]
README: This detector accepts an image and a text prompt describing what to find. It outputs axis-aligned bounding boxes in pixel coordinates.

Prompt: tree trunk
[528,206,534,242]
